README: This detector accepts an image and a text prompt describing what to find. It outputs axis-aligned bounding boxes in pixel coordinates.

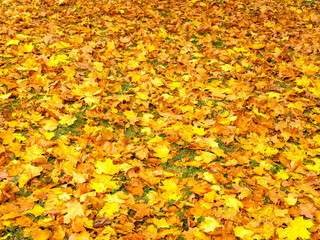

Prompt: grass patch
[161,161,205,179]
[53,112,86,140]
[177,148,197,160]
[0,224,32,240]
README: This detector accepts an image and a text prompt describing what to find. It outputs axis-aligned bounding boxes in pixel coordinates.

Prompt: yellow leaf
[202,172,217,184]
[64,201,85,224]
[287,101,305,111]
[95,159,119,175]
[59,114,77,126]
[276,217,314,240]
[29,228,51,240]
[18,174,29,188]
[147,45,156,52]
[23,205,45,217]
[153,217,170,229]
[169,82,181,90]
[17,58,39,71]
[218,115,237,124]
[123,110,136,119]
[193,227,212,240]
[159,28,167,38]
[252,43,265,49]
[151,77,164,87]
[44,132,55,140]
[93,62,104,71]
[22,43,34,52]
[136,92,149,100]
[306,164,320,174]
[189,0,199,4]
[27,164,43,178]
[0,212,20,220]
[59,41,72,48]
[25,145,44,162]
[6,40,20,46]
[274,209,288,217]
[276,170,289,180]
[29,113,44,123]
[223,195,243,212]
[154,145,171,162]
[181,130,194,142]
[296,76,310,87]
[107,41,115,51]
[264,146,278,157]
[137,53,146,61]
[159,179,182,201]
[234,226,254,239]
[192,126,206,136]
[266,92,281,99]
[42,118,59,131]
[264,22,275,28]
[212,148,227,158]
[302,63,319,75]
[198,217,221,233]
[221,64,233,72]
[72,172,87,184]
[47,55,59,67]
[205,137,219,149]
[84,96,100,106]
[233,47,247,52]
[285,193,298,206]
[98,202,120,218]
[195,151,217,164]
[308,81,320,97]
[0,93,12,100]
[56,54,70,63]
[253,108,269,119]
[90,176,119,193]
[220,110,230,118]
[47,54,70,67]
[16,166,38,187]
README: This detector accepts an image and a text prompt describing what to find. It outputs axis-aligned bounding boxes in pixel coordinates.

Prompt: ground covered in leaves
[0,0,320,239]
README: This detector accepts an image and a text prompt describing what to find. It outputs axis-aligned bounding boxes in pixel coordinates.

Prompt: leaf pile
[0,0,320,239]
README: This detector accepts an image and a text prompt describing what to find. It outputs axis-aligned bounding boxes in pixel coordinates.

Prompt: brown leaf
[93,216,113,228]
[300,203,317,219]
[120,36,131,43]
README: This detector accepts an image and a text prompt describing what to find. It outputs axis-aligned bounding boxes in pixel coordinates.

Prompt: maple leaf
[98,202,120,218]
[151,77,164,87]
[24,145,45,161]
[23,205,45,217]
[192,125,206,136]
[64,201,85,224]
[90,174,120,193]
[276,217,314,240]
[42,118,59,131]
[198,216,221,233]
[95,159,119,175]
[20,43,34,53]
[153,217,171,229]
[6,39,20,46]
[153,144,172,163]
[300,203,317,219]
[234,226,254,239]
[159,178,182,201]
[59,114,77,126]
[223,195,243,212]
